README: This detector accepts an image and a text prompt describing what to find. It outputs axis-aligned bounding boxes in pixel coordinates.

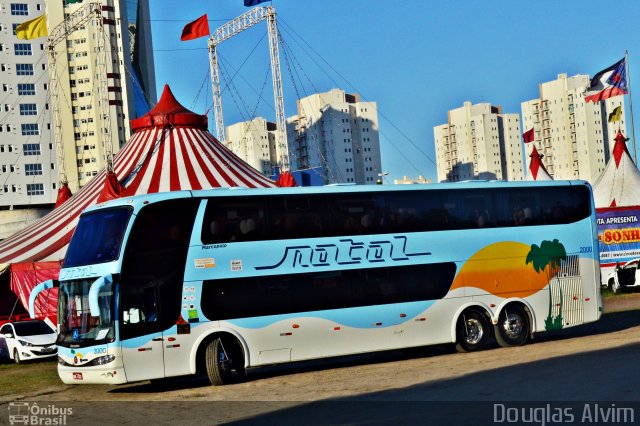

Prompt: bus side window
[552,201,566,221]
[267,195,330,240]
[202,199,266,243]
[332,194,385,236]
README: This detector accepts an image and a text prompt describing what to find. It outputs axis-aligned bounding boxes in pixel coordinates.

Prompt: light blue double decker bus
[30,180,602,385]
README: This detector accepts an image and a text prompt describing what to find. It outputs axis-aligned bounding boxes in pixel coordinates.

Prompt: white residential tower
[0,0,56,238]
[434,101,524,182]
[286,88,382,184]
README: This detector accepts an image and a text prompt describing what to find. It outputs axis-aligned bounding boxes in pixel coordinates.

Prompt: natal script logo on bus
[59,266,95,280]
[255,236,431,270]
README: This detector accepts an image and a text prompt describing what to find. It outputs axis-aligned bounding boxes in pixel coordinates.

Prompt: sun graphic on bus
[450,241,563,298]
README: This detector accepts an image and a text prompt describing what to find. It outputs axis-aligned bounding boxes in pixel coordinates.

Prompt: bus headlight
[87,355,115,366]
[58,356,73,366]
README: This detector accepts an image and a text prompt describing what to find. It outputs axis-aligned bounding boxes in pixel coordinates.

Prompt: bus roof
[83,180,592,215]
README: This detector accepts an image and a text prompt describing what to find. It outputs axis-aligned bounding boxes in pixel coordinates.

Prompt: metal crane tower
[209,6,290,172]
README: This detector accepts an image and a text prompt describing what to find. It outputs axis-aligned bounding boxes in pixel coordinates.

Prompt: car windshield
[13,321,54,336]
[64,207,133,267]
[57,278,115,346]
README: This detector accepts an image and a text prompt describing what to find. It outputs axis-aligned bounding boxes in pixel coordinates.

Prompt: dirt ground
[1,295,639,425]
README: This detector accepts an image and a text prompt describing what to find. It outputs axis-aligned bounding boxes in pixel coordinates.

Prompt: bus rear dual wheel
[455,305,530,352]
[494,305,530,347]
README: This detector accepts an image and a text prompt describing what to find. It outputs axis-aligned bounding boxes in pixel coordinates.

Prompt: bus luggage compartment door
[258,348,291,365]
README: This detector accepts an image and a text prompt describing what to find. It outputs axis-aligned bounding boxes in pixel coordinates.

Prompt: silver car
[0,320,57,364]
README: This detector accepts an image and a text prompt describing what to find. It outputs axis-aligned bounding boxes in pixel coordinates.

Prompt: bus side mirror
[88,274,113,317]
[28,279,59,319]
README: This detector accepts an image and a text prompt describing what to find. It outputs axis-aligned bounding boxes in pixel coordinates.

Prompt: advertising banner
[597,206,640,267]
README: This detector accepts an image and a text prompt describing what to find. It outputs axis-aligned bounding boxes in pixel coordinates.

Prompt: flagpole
[626,50,638,165]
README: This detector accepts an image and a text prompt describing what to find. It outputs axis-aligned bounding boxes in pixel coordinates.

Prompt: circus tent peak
[130,84,208,131]
[593,129,640,208]
[526,146,553,181]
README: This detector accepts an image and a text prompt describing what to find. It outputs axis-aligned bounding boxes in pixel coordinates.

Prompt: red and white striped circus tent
[525,146,553,181]
[593,129,640,208]
[0,85,275,320]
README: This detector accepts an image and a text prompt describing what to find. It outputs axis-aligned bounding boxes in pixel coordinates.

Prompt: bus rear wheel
[494,305,530,347]
[205,337,244,386]
[455,309,490,353]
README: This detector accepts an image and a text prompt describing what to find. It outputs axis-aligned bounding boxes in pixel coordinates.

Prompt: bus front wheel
[455,309,490,353]
[494,305,530,347]
[205,337,243,386]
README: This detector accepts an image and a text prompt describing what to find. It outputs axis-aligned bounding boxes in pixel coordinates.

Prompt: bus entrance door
[121,304,165,382]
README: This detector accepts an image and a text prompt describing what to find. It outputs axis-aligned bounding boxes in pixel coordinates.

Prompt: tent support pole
[626,50,637,164]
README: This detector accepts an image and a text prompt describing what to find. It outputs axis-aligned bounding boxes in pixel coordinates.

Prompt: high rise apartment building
[285,88,382,184]
[46,0,155,192]
[0,0,56,237]
[226,118,276,176]
[434,101,524,182]
[521,73,625,182]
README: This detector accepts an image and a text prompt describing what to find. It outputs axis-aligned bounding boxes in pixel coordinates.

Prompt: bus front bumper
[58,365,127,385]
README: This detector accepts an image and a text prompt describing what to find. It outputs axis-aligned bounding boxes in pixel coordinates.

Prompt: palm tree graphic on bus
[526,239,567,331]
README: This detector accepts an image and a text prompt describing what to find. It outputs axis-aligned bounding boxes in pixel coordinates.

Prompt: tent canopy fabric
[96,171,126,203]
[593,130,640,208]
[9,261,61,322]
[0,84,276,265]
[276,171,298,187]
[54,182,73,208]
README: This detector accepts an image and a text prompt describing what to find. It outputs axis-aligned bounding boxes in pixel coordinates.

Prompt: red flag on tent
[180,14,210,41]
[523,128,535,143]
[54,182,72,208]
[97,171,125,203]
[276,171,298,187]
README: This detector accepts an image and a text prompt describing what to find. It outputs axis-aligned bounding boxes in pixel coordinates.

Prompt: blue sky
[150,0,640,182]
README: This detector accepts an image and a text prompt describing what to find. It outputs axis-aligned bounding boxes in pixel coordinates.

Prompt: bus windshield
[64,207,133,267]
[57,279,115,346]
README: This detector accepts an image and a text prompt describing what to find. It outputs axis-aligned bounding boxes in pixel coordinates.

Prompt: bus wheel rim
[465,318,484,344]
[502,313,523,339]
[218,350,231,372]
